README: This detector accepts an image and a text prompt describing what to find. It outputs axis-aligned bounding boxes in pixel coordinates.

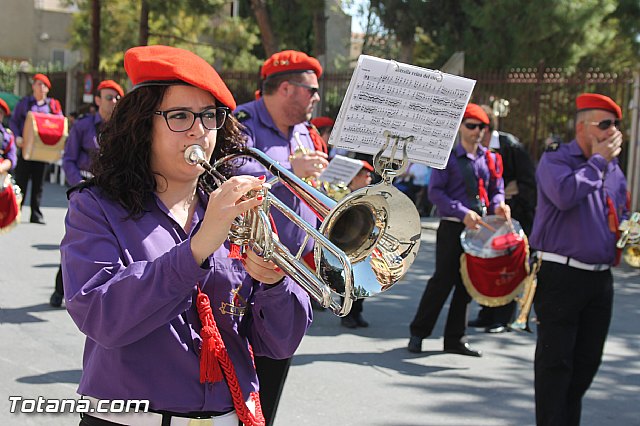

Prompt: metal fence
[12,66,636,165]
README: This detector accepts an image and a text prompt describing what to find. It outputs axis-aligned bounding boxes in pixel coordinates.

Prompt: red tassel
[477,177,489,208]
[196,289,223,383]
[485,150,503,179]
[607,196,622,266]
[228,243,243,260]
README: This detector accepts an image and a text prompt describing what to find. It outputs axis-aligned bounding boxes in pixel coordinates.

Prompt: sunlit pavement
[1,182,638,425]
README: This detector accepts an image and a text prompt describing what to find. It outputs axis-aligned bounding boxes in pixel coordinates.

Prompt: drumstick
[478,219,496,232]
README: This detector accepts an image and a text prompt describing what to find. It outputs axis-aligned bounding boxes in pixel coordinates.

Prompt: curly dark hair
[91,85,245,218]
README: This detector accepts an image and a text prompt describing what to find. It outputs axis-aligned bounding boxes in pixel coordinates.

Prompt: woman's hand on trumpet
[241,248,286,285]
[290,151,329,178]
[190,175,265,266]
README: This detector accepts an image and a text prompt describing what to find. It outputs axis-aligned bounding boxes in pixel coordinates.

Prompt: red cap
[463,103,490,124]
[97,80,124,97]
[311,116,334,129]
[261,50,323,80]
[33,73,51,89]
[0,98,10,116]
[576,93,622,119]
[361,160,374,172]
[124,45,236,110]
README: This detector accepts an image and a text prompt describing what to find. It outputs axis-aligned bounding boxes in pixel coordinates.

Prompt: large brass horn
[184,144,422,317]
[617,212,640,268]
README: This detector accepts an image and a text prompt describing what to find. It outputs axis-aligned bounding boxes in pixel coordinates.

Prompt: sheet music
[328,55,476,169]
[317,155,364,185]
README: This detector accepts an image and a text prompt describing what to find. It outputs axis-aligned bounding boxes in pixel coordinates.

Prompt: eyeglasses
[103,94,121,102]
[463,122,487,130]
[154,107,229,132]
[586,119,621,130]
[288,81,319,97]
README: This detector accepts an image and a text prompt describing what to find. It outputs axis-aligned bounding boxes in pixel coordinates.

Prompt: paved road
[1,182,639,425]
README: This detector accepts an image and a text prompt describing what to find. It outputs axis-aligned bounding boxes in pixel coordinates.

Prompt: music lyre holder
[373,131,414,184]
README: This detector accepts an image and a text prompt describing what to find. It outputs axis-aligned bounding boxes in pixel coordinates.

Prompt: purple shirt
[234,99,317,255]
[429,143,505,221]
[62,113,102,185]
[1,124,17,171]
[529,140,628,264]
[9,95,62,138]
[61,186,312,413]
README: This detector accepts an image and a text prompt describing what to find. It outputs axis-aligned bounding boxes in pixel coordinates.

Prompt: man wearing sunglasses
[530,93,628,425]
[408,103,509,358]
[49,79,124,308]
[233,50,328,426]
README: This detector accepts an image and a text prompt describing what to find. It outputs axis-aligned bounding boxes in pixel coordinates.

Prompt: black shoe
[341,316,358,329]
[355,314,369,328]
[49,291,63,308]
[468,317,492,328]
[443,341,483,357]
[486,323,510,334]
[30,216,46,224]
[407,336,422,353]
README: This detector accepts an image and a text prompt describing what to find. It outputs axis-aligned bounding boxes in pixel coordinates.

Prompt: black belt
[153,408,234,425]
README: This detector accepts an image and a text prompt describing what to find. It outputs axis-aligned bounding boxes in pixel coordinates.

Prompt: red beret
[261,50,323,80]
[463,103,490,125]
[0,98,10,116]
[124,45,236,110]
[33,73,51,89]
[97,80,124,97]
[361,160,374,172]
[311,116,334,129]
[576,93,622,119]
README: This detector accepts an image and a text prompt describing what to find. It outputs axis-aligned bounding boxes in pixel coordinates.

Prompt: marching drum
[21,111,68,163]
[460,215,530,307]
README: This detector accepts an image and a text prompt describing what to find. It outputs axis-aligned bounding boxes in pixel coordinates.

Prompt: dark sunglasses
[103,94,121,102]
[587,119,621,130]
[288,81,319,97]
[463,122,487,130]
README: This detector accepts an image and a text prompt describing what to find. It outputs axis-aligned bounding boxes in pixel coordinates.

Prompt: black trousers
[55,264,64,295]
[410,220,471,345]
[475,300,516,325]
[340,297,364,318]
[255,356,292,426]
[14,153,46,221]
[534,262,613,426]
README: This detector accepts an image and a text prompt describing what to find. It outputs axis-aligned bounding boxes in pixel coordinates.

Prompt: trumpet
[184,144,422,316]
[617,212,640,268]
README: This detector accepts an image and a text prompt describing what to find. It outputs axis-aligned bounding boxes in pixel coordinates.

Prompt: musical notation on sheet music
[328,55,476,169]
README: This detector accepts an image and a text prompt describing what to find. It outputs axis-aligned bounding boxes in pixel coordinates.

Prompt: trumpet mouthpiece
[184,145,206,166]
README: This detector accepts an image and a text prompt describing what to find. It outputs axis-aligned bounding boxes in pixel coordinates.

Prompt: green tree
[66,0,263,72]
[354,0,640,71]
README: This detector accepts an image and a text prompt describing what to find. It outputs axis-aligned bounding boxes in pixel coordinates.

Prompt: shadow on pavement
[0,303,56,324]
[292,347,460,377]
[16,369,82,385]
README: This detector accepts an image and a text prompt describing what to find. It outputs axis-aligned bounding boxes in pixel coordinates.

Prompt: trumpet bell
[316,184,422,298]
[623,245,640,268]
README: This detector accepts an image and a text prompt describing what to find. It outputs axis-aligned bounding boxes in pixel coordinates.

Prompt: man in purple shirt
[62,45,312,426]
[49,80,124,308]
[530,93,628,426]
[408,103,509,357]
[9,73,63,224]
[62,80,123,186]
[233,50,329,426]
